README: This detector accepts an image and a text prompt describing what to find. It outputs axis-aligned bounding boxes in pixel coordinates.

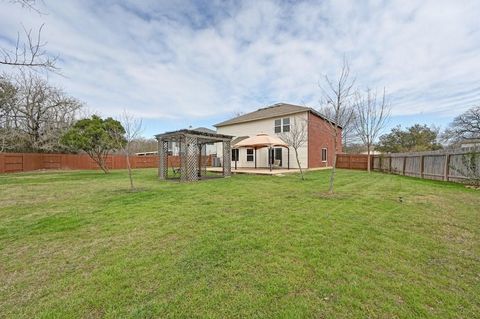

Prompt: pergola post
[223,140,231,177]
[158,139,168,180]
[181,135,199,182]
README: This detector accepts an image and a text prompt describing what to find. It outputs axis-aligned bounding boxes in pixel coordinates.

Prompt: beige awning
[233,133,288,148]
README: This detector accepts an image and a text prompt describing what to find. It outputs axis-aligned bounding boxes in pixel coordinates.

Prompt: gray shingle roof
[193,127,217,134]
[214,103,338,127]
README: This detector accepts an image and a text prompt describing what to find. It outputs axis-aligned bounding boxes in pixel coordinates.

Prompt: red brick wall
[307,112,343,168]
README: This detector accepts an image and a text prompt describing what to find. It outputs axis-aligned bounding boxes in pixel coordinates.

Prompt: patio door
[269,148,282,166]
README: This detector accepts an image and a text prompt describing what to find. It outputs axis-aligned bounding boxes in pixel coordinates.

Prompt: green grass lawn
[0,169,479,318]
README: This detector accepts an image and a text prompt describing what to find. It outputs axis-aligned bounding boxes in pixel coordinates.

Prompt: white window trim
[321,148,327,162]
[274,117,291,133]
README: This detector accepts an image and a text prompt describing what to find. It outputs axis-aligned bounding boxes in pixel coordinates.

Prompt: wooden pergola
[155,129,233,182]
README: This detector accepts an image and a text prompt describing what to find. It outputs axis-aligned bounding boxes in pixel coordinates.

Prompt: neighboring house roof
[193,127,217,134]
[214,102,340,128]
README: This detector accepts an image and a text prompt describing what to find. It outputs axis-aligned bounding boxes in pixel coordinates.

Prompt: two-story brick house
[214,103,342,169]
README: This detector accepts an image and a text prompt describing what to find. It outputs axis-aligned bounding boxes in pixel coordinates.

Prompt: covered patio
[155,129,232,182]
[232,133,290,171]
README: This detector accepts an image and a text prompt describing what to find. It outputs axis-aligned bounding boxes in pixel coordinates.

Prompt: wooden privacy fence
[372,149,480,182]
[0,153,213,174]
[336,154,372,170]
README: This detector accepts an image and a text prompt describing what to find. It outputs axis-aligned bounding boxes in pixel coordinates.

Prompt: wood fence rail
[0,153,213,174]
[335,154,372,170]
[337,149,479,183]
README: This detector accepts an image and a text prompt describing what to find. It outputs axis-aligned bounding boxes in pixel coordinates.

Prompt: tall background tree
[319,59,355,193]
[61,115,126,173]
[443,105,480,145]
[353,88,390,172]
[280,117,307,180]
[0,72,82,152]
[377,124,443,153]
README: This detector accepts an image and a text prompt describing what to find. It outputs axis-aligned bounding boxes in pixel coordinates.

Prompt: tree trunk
[366,144,370,173]
[294,148,304,180]
[126,151,135,191]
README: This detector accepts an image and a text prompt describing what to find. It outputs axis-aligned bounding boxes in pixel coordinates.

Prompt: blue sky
[1,0,479,138]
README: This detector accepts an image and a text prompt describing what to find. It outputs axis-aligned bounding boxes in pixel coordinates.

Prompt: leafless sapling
[353,88,391,172]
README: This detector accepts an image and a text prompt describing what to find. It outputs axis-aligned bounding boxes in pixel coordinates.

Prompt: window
[232,149,239,161]
[274,119,282,133]
[274,117,290,133]
[246,148,254,162]
[282,117,290,132]
[321,148,327,162]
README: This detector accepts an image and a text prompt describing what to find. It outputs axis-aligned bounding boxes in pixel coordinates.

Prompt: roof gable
[214,103,340,128]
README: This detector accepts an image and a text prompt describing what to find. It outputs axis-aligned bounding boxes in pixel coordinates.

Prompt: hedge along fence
[0,153,213,174]
[372,147,480,182]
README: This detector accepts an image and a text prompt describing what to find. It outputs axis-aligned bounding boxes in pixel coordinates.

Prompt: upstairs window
[246,148,254,161]
[282,117,290,132]
[274,117,290,133]
[274,119,282,133]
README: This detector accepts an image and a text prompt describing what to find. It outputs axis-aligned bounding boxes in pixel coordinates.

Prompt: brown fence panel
[0,153,4,173]
[4,154,24,173]
[371,148,480,184]
[0,153,213,174]
[336,154,371,170]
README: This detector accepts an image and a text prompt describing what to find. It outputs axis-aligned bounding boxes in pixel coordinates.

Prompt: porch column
[269,147,272,171]
[222,140,231,177]
[287,147,290,170]
[158,138,168,180]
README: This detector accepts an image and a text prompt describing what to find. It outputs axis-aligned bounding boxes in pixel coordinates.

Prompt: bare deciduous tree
[1,72,82,152]
[115,110,143,191]
[1,1,57,71]
[353,88,390,172]
[318,104,357,151]
[319,59,356,194]
[443,105,480,144]
[280,117,307,180]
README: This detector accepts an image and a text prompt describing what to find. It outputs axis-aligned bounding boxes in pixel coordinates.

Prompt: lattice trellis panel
[198,143,207,178]
[222,140,231,177]
[158,139,168,180]
[180,136,199,182]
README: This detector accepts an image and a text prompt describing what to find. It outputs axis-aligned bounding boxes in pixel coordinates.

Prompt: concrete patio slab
[206,166,331,176]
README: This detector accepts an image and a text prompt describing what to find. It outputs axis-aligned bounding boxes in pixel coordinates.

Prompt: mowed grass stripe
[0,168,478,318]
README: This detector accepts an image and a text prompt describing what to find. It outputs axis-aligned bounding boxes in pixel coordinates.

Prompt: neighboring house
[214,103,342,169]
[191,127,218,155]
[460,138,480,149]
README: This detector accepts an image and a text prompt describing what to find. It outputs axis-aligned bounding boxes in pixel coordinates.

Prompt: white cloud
[1,0,479,126]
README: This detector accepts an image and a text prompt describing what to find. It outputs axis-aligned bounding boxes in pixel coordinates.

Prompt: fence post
[420,155,425,178]
[443,154,450,181]
[402,156,406,176]
[389,156,392,173]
